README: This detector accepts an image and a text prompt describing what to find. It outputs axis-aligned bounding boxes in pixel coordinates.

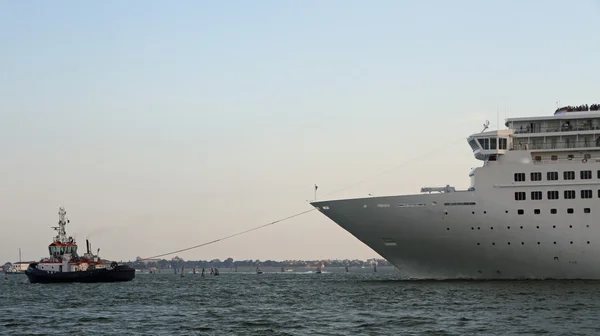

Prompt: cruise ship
[312,104,600,279]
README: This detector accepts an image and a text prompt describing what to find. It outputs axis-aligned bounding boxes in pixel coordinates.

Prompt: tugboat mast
[51,207,70,244]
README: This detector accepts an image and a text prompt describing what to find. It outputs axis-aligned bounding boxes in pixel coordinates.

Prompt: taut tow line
[143,208,317,260]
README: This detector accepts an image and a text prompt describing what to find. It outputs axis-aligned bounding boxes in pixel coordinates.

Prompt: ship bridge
[48,241,78,258]
[467,129,512,161]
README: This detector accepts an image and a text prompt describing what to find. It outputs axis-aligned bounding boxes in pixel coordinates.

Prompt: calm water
[3,270,600,335]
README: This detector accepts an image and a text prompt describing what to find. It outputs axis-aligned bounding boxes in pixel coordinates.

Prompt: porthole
[472,211,475,214]
[553,242,556,244]
[521,242,524,245]
[477,227,481,230]
[587,241,590,244]
[569,225,572,228]
[536,226,540,229]
[483,211,487,214]
[553,225,556,228]
[507,242,511,245]
[520,226,523,229]
[537,242,540,245]
[490,227,494,230]
[446,228,450,230]
[492,242,495,245]
[505,210,508,213]
[570,241,573,244]
[477,243,480,245]
[471,227,474,230]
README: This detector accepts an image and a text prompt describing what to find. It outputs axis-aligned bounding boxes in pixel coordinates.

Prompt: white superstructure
[312,104,600,279]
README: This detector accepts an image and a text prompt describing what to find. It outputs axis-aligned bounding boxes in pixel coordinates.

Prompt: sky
[1,1,599,263]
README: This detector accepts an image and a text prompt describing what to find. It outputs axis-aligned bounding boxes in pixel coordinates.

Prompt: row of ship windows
[464,223,591,230]
[514,170,598,182]
[465,208,591,214]
[475,241,591,246]
[518,207,590,214]
[514,190,599,200]
[447,208,591,215]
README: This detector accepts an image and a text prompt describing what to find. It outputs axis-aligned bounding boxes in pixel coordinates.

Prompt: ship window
[490,138,497,150]
[564,171,575,180]
[568,154,574,160]
[585,208,591,213]
[551,208,557,214]
[531,191,542,200]
[515,192,526,201]
[581,190,593,199]
[547,172,558,180]
[530,172,542,181]
[478,138,490,150]
[468,139,480,152]
[534,209,541,214]
[517,209,524,215]
[499,138,507,150]
[564,190,576,199]
[551,155,558,161]
[598,170,600,179]
[514,173,526,182]
[567,208,574,214]
[547,191,559,200]
[581,170,592,179]
[534,156,542,161]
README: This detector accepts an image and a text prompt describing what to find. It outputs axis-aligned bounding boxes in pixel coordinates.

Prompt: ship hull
[311,191,600,280]
[25,264,135,284]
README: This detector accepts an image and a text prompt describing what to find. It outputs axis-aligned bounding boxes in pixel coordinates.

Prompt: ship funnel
[86,239,91,254]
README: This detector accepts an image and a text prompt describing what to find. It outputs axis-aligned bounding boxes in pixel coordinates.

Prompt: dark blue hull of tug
[25,264,135,284]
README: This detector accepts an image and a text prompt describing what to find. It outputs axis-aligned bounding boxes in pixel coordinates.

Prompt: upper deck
[506,104,600,135]
[467,103,600,160]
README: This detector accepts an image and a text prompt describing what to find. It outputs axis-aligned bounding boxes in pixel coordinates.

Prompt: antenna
[481,120,490,133]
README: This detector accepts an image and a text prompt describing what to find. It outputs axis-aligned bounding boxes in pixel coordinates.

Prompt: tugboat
[24,207,135,284]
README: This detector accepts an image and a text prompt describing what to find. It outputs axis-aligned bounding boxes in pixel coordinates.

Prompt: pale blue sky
[1,1,599,262]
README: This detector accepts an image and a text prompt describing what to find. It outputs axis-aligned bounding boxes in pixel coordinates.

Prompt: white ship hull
[312,149,600,279]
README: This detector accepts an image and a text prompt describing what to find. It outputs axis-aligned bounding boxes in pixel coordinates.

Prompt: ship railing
[421,185,456,193]
[513,125,600,134]
[510,141,600,151]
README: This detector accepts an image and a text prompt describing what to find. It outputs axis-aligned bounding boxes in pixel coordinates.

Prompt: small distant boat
[256,266,263,274]
[315,266,322,274]
[24,207,135,284]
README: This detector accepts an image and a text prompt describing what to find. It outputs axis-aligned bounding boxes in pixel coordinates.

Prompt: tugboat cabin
[48,240,78,259]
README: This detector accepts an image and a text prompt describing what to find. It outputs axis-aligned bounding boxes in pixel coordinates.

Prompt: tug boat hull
[25,264,135,284]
